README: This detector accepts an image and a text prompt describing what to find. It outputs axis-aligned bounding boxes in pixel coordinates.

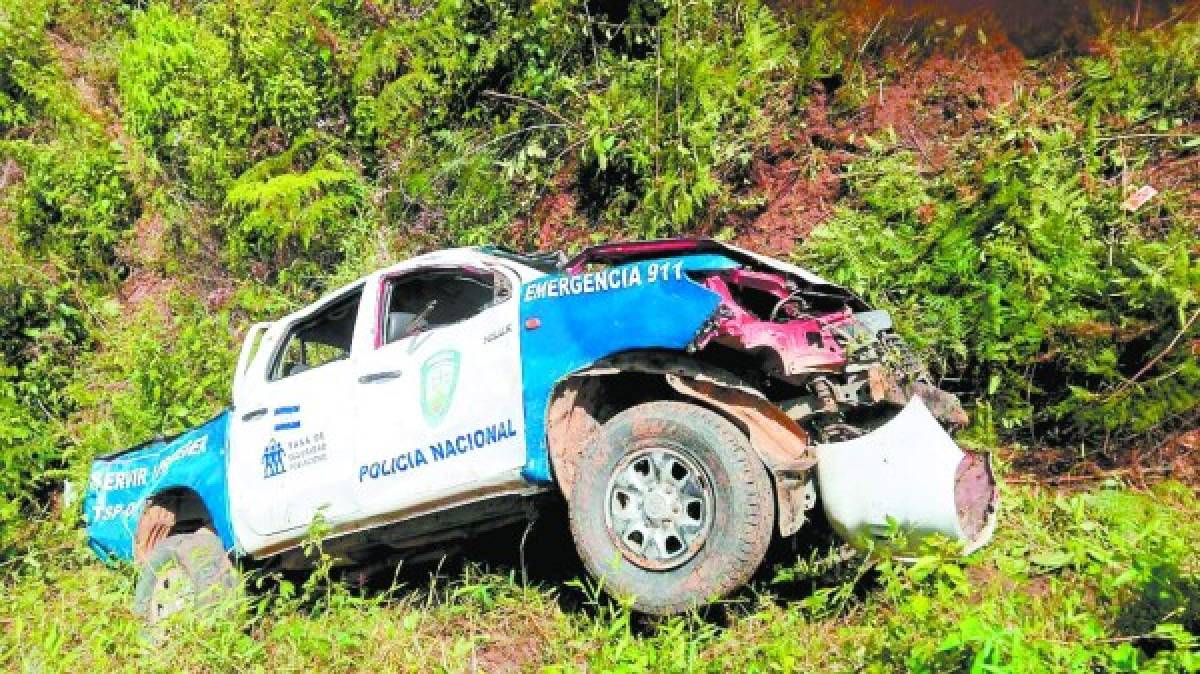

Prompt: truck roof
[564,238,835,287]
[261,239,848,338]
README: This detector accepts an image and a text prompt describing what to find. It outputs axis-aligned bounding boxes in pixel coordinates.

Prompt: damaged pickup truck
[84,238,997,619]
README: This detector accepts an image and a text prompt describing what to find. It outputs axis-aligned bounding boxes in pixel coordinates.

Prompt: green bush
[351,0,590,244]
[0,0,54,135]
[3,140,136,280]
[0,260,92,551]
[0,0,100,137]
[1,1,136,281]
[350,0,840,243]
[576,0,794,236]
[799,104,1198,446]
[1079,21,1200,131]
[68,296,236,462]
[117,2,254,201]
[0,370,54,552]
[224,133,367,270]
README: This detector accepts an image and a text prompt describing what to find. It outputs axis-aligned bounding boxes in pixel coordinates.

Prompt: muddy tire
[567,400,774,615]
[133,528,237,625]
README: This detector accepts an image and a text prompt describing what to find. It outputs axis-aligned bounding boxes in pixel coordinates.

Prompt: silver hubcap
[605,447,713,570]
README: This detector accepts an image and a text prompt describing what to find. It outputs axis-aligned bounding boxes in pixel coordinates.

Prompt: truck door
[227,286,364,544]
[353,264,526,518]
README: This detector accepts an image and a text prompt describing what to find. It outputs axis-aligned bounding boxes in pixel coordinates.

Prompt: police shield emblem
[420,349,461,426]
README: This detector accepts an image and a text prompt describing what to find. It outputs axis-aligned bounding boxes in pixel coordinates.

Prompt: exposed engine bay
[690,266,969,436]
[691,265,996,554]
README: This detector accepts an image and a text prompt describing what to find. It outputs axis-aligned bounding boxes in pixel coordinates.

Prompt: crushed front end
[671,244,999,556]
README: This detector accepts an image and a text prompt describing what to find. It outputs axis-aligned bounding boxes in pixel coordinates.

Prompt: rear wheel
[133,528,237,625]
[568,400,774,614]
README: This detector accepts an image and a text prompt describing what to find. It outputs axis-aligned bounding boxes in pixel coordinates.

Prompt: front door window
[353,265,526,516]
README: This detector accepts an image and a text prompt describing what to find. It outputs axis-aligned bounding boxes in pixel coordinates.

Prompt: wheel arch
[544,350,818,537]
[134,486,233,563]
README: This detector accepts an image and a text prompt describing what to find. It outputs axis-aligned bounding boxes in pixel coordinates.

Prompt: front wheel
[568,400,774,615]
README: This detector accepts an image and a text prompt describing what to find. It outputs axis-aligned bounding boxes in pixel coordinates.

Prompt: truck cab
[228,248,547,558]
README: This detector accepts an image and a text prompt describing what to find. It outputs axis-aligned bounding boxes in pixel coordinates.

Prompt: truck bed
[83,411,234,563]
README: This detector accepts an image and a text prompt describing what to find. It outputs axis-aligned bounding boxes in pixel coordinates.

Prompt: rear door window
[271,288,362,380]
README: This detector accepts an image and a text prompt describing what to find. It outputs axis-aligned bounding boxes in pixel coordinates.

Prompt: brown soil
[47,30,155,199]
[966,563,1052,603]
[248,126,290,162]
[776,1,1186,56]
[0,214,15,251]
[0,158,24,192]
[118,269,176,315]
[46,32,117,140]
[519,2,1041,258]
[532,191,582,248]
[119,213,167,268]
[734,155,845,253]
[726,87,848,252]
[1004,425,1200,489]
[116,209,237,314]
[116,212,176,315]
[510,161,625,252]
[449,603,556,673]
[725,32,1023,256]
[1156,429,1200,483]
[857,41,1025,170]
[1135,149,1200,238]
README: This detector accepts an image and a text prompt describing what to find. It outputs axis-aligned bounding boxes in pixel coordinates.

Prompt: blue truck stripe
[516,254,739,483]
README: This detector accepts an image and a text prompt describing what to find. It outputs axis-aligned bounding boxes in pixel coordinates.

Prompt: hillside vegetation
[1,0,1198,671]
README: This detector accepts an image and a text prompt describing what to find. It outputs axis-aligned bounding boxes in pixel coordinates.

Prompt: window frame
[375,264,511,349]
[267,284,364,382]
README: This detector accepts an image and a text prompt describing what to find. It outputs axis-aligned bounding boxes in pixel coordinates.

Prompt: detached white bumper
[815,397,998,555]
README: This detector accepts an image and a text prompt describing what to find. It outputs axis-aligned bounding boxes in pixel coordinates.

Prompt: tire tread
[567,400,774,614]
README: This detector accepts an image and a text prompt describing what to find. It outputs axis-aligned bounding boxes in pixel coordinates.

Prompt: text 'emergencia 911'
[83,238,998,620]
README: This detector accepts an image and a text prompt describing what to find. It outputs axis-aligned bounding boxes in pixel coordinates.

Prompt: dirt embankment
[731,26,1026,252]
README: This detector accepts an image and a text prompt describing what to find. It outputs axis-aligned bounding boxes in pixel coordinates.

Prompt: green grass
[3,482,1197,672]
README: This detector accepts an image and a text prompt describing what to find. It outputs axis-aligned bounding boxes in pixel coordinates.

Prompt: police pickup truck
[84,239,997,620]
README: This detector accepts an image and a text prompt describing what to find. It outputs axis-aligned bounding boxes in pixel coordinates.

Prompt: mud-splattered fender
[542,352,820,537]
[518,254,739,483]
[83,411,234,563]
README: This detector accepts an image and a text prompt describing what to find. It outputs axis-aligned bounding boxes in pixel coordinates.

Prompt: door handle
[241,407,268,422]
[358,370,403,384]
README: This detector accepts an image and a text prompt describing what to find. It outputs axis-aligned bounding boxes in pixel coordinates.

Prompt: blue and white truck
[84,239,997,620]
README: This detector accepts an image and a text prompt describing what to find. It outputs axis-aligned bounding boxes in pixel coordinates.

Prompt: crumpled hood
[566,238,864,307]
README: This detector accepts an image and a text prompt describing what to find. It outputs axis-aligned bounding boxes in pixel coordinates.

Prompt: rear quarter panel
[83,411,234,563]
